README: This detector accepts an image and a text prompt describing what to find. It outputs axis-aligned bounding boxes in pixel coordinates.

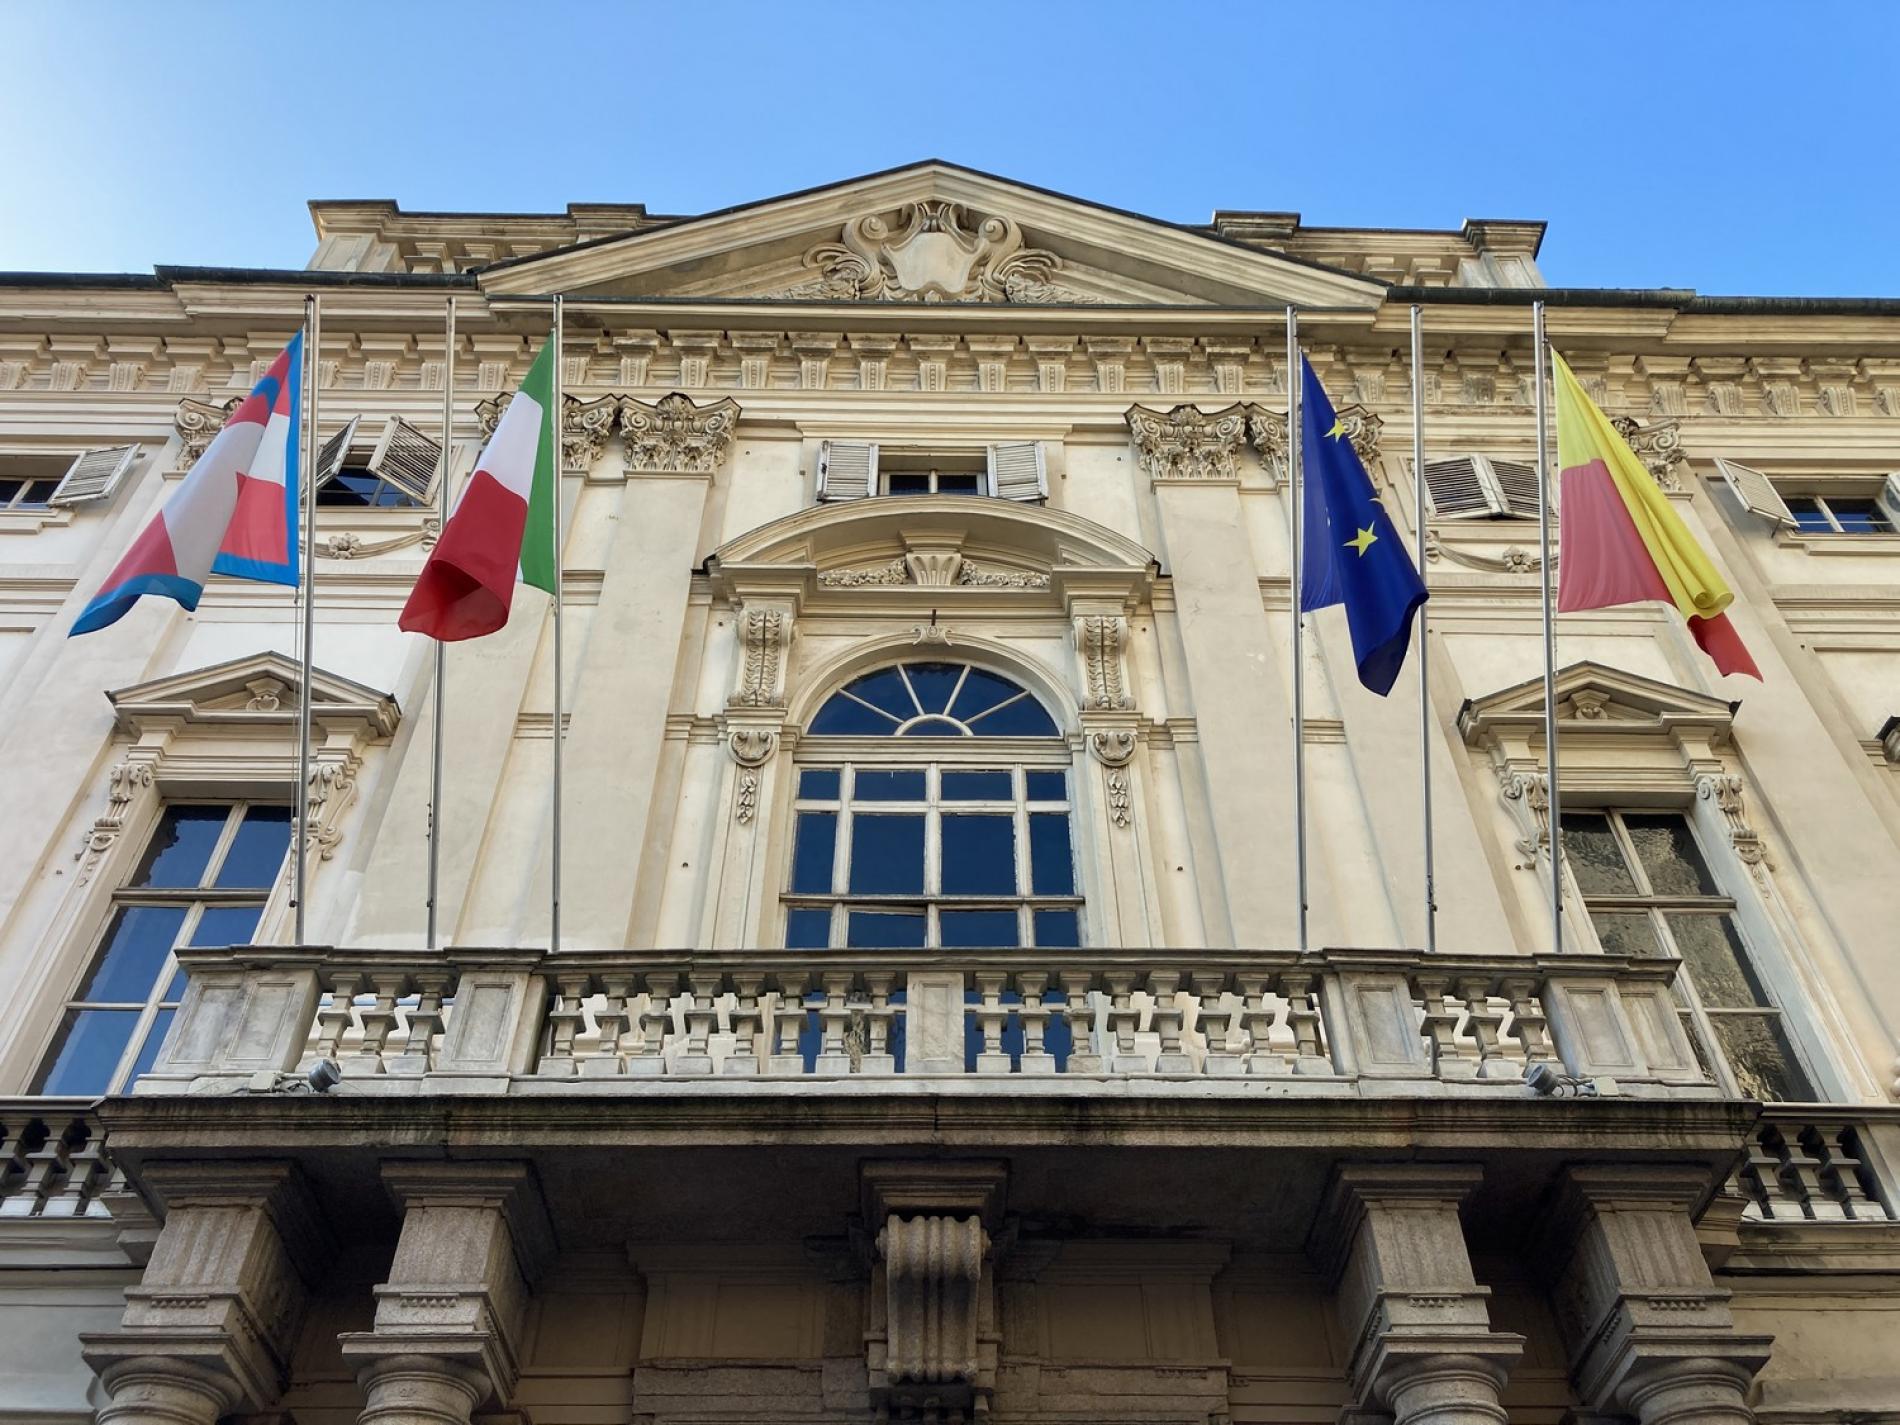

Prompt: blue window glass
[942,770,1012,800]
[1786,497,1832,534]
[1830,499,1890,533]
[965,695,1058,737]
[902,662,966,717]
[130,1009,177,1081]
[950,668,1029,723]
[940,909,1020,947]
[849,815,925,894]
[847,909,927,948]
[79,906,187,1002]
[854,770,925,801]
[784,908,831,949]
[32,1008,140,1095]
[1033,908,1082,947]
[809,695,898,736]
[131,806,228,888]
[940,815,1017,895]
[1025,771,1067,800]
[809,663,1060,740]
[790,813,837,893]
[844,668,919,721]
[798,769,840,800]
[1029,813,1075,896]
[190,904,265,949]
[214,806,293,889]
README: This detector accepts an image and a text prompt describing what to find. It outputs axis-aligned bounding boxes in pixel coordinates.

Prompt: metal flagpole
[1286,306,1308,951]
[1411,305,1437,955]
[426,296,455,949]
[1533,299,1564,953]
[294,294,321,944]
[549,295,565,952]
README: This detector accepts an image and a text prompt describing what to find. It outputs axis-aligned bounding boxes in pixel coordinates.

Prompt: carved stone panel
[773,201,1095,304]
[619,393,740,474]
[1126,403,1247,482]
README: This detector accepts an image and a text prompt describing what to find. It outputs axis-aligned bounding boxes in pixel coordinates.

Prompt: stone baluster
[1192,971,1238,1075]
[1235,973,1282,1075]
[537,972,592,1077]
[814,971,854,1074]
[1456,976,1516,1080]
[1148,970,1192,1073]
[589,973,633,1076]
[1414,973,1468,1079]
[972,971,1010,1075]
[644,971,683,1071]
[1280,972,1329,1073]
[675,971,723,1075]
[7,1117,74,1217]
[1103,970,1144,1073]
[767,976,810,1076]
[1057,966,1101,1074]
[858,971,896,1075]
[622,973,667,1077]
[45,1116,110,1218]
[1015,971,1055,1074]
[726,972,766,1076]
[390,970,449,1077]
[313,971,360,1064]
[350,974,405,1075]
[1497,976,1553,1068]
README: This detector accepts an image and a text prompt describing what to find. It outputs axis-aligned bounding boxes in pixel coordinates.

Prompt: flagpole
[549,295,565,953]
[294,294,320,945]
[1533,299,1564,953]
[426,296,455,950]
[1286,306,1308,952]
[1410,305,1437,955]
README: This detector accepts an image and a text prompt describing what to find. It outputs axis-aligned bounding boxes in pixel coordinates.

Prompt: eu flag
[1297,356,1428,695]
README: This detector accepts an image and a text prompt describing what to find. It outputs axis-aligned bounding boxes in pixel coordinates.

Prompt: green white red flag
[399,338,557,640]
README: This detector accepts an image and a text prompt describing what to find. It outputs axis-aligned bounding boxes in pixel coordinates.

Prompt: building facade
[0,162,1896,1425]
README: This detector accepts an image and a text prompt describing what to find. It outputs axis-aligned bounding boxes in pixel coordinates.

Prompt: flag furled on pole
[399,337,558,641]
[1297,357,1429,695]
[71,335,302,635]
[1551,350,1761,679]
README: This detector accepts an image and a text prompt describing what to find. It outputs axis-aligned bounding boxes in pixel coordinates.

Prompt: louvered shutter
[1713,457,1795,528]
[367,417,444,503]
[1877,473,1900,531]
[1421,456,1504,519]
[816,440,877,500]
[313,416,363,489]
[48,444,140,506]
[987,441,1047,501]
[1490,458,1545,517]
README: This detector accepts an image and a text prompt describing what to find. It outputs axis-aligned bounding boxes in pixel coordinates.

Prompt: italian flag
[1553,349,1761,679]
[399,337,558,641]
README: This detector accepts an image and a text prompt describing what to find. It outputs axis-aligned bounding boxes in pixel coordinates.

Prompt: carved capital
[1609,414,1687,493]
[474,392,617,472]
[1245,404,1288,482]
[1126,403,1248,482]
[173,397,239,469]
[618,392,740,474]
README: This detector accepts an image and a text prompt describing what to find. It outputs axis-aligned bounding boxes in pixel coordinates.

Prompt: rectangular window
[784,764,1080,948]
[32,801,292,1096]
[1782,494,1894,535]
[879,450,990,498]
[1421,453,1543,520]
[314,416,441,509]
[1560,808,1815,1102]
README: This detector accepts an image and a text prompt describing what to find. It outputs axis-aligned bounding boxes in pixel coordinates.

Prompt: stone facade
[0,162,1898,1425]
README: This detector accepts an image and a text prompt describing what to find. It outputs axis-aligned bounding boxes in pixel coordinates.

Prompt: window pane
[1623,815,1718,896]
[886,472,931,495]
[849,815,925,894]
[1786,497,1832,534]
[1667,914,1769,1008]
[190,903,264,949]
[965,695,1059,737]
[942,770,1012,801]
[1029,813,1075,896]
[950,668,1027,723]
[854,770,925,801]
[844,669,918,722]
[129,1008,177,1081]
[1711,1014,1814,1102]
[1559,813,1638,895]
[939,473,984,495]
[214,805,293,889]
[131,806,229,888]
[941,815,1017,895]
[798,769,840,800]
[809,695,897,736]
[785,908,831,949]
[846,909,926,948]
[790,813,837,894]
[32,1008,139,1095]
[79,906,187,1002]
[1591,911,1661,956]
[1033,909,1081,947]
[903,663,966,717]
[1025,771,1067,801]
[940,909,1020,947]
[1829,499,1888,534]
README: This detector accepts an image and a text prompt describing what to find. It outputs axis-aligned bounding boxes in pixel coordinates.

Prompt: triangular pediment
[478,161,1386,309]
[108,652,401,738]
[1458,661,1738,744]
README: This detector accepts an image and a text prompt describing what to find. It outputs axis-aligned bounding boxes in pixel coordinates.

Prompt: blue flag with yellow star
[1297,355,1428,696]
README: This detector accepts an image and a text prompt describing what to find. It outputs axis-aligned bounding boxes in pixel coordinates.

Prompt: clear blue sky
[3,1,1892,295]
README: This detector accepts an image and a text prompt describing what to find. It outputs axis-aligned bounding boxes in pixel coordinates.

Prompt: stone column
[82,1162,330,1425]
[1307,1164,1524,1425]
[339,1162,555,1425]
[1544,1165,1772,1425]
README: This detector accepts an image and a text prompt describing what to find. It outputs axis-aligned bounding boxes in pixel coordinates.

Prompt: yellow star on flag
[1345,526,1378,556]
[1325,417,1349,440]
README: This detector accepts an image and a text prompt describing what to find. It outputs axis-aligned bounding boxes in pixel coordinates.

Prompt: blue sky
[2,2,1891,295]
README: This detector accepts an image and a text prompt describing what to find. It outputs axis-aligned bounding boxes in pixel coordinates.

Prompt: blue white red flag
[71,334,302,636]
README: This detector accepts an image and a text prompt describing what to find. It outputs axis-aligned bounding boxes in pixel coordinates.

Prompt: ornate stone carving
[956,560,1048,590]
[618,393,740,474]
[775,201,1094,304]
[815,555,1048,590]
[1104,767,1133,829]
[304,759,358,860]
[1697,771,1771,879]
[1089,729,1137,767]
[1126,403,1248,482]
[173,397,239,469]
[75,758,156,886]
[729,730,777,825]
[1609,415,1687,494]
[877,1214,989,1384]
[317,518,440,562]
[1246,405,1288,482]
[1329,402,1384,467]
[1075,616,1132,710]
[733,608,789,708]
[1498,766,1550,867]
[1423,530,1553,575]
[243,678,288,712]
[818,558,909,588]
[474,392,617,471]
[910,621,955,647]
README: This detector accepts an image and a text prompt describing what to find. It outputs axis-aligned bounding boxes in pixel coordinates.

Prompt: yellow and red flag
[1553,350,1760,679]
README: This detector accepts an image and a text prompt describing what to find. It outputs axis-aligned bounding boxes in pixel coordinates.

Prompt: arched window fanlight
[808,661,1060,738]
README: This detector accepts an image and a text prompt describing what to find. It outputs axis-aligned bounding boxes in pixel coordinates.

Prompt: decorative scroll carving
[728,729,777,825]
[304,759,358,861]
[173,396,239,469]
[774,201,1095,304]
[1075,616,1132,709]
[1088,729,1137,766]
[1246,405,1288,482]
[733,608,788,708]
[1423,530,1554,574]
[1329,402,1384,467]
[1609,414,1687,494]
[318,518,441,561]
[75,759,156,886]
[475,392,617,471]
[1125,403,1248,482]
[910,622,955,647]
[1498,766,1550,867]
[1698,772,1770,878]
[244,678,288,712]
[816,557,1049,590]
[955,560,1048,590]
[877,1214,989,1384]
[819,558,909,588]
[618,393,740,474]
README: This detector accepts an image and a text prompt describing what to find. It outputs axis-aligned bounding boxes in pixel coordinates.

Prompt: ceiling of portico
[477,161,1388,311]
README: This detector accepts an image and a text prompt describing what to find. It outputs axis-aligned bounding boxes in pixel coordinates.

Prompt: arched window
[786,661,1080,949]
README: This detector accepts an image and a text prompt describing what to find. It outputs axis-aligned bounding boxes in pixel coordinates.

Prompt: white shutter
[1876,473,1900,532]
[987,441,1047,501]
[816,440,877,500]
[1490,458,1545,517]
[1421,456,1506,519]
[1714,457,1795,529]
[367,417,444,503]
[48,444,140,506]
[313,416,363,489]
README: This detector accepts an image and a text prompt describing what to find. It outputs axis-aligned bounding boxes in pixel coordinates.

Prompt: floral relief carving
[1697,771,1772,881]
[728,730,777,825]
[1246,406,1288,483]
[619,393,740,474]
[775,201,1097,304]
[1076,617,1132,710]
[1497,765,1550,867]
[1423,530,1553,575]
[173,396,239,469]
[317,517,441,562]
[74,758,156,886]
[955,560,1049,590]
[732,608,789,708]
[1126,403,1248,482]
[1104,768,1132,830]
[818,558,909,588]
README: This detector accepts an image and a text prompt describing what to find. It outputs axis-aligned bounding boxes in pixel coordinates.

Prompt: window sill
[1774,531,1900,554]
[0,506,75,535]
